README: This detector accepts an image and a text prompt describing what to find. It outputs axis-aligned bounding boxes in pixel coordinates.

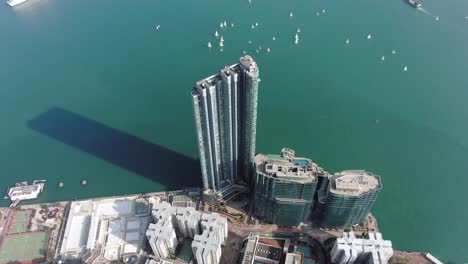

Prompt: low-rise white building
[148,202,227,264]
[331,232,393,264]
[200,213,228,245]
[192,230,222,264]
[146,220,178,259]
[59,197,149,262]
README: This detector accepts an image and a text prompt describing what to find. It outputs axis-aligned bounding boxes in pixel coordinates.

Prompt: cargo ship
[6,0,29,7]
[408,0,422,8]
[4,180,46,207]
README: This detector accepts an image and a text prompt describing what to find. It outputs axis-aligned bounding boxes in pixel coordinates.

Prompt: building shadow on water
[27,107,201,190]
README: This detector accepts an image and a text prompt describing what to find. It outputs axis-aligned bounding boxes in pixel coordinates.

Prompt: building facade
[253,148,327,226]
[313,170,382,229]
[331,232,393,264]
[192,56,259,194]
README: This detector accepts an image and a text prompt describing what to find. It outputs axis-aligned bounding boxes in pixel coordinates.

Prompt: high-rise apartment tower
[192,56,259,194]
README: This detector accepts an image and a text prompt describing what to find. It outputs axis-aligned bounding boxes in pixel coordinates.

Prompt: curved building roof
[330,170,382,196]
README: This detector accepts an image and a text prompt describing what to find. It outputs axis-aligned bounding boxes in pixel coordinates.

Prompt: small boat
[404,66,408,72]
[243,50,247,54]
[6,0,28,7]
[295,33,299,39]
[408,0,422,8]
[208,42,212,48]
[317,12,320,16]
[231,23,234,27]
[220,22,224,28]
[220,36,224,42]
[248,0,251,3]
[297,28,301,33]
[322,9,326,13]
[435,16,439,21]
[251,25,255,29]
[224,21,228,27]
[248,40,252,44]
[290,12,293,17]
[381,56,385,61]
[346,39,350,44]
[266,48,271,53]
[367,34,372,39]
[155,24,161,30]
[259,45,262,50]
[221,48,223,52]
[272,36,276,41]
[295,38,299,44]
[256,49,259,53]
[220,41,224,47]
[255,22,259,27]
[215,31,219,37]
[392,49,396,54]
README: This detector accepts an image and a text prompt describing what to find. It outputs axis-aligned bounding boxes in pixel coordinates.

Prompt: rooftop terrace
[255,148,326,183]
[331,170,381,196]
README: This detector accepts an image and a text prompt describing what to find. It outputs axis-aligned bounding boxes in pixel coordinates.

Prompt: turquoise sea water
[1,0,468,262]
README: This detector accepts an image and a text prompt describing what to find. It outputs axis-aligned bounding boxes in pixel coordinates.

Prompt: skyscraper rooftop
[331,170,381,196]
[254,148,326,183]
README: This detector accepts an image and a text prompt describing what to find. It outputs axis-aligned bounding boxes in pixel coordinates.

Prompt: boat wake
[417,7,435,18]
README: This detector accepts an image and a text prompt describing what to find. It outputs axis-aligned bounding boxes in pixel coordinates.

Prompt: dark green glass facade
[254,172,317,226]
[313,174,382,229]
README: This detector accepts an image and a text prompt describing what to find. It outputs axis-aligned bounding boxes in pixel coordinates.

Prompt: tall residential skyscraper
[313,170,382,229]
[253,148,327,226]
[192,56,259,194]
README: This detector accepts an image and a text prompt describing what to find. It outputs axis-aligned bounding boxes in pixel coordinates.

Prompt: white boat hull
[7,0,29,7]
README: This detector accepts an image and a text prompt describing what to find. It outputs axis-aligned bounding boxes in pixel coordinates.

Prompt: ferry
[5,180,46,207]
[6,0,29,6]
[408,0,422,8]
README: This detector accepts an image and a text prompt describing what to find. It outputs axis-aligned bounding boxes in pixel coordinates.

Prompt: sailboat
[208,42,212,48]
[155,24,161,30]
[220,36,224,42]
[220,22,224,28]
[297,28,301,33]
[215,31,219,37]
[289,12,293,18]
[294,34,299,44]
[266,48,271,53]
[220,41,224,47]
[224,21,228,27]
[367,34,372,39]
